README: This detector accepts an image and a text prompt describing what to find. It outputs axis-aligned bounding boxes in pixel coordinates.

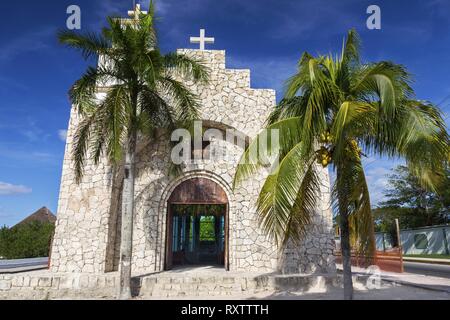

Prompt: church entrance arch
[165,178,229,270]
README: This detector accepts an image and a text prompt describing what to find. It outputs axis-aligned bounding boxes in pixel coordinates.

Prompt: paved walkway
[404,261,450,279]
[2,266,450,300]
[337,264,450,293]
[0,258,49,274]
[140,284,450,300]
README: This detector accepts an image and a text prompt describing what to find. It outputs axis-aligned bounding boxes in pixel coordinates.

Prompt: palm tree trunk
[340,211,354,300]
[118,135,136,300]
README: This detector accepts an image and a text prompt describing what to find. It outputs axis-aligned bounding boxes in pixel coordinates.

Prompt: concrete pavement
[337,264,450,294]
[404,261,450,279]
[403,256,450,265]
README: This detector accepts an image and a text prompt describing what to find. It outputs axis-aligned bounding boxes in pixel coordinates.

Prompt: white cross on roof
[190,29,215,50]
[128,3,147,20]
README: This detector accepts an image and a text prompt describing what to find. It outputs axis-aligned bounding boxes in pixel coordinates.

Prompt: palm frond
[332,151,375,263]
[363,99,449,191]
[72,84,130,181]
[157,76,200,122]
[69,66,99,114]
[351,62,413,119]
[284,52,314,98]
[233,117,303,188]
[103,85,129,162]
[331,101,376,163]
[256,143,317,245]
[138,85,176,130]
[348,161,376,263]
[58,30,110,60]
[341,29,361,66]
[163,53,210,84]
[282,164,320,246]
[267,96,308,124]
[65,9,210,184]
[73,114,96,183]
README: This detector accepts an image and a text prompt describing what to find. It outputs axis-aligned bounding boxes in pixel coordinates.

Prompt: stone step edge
[0,273,340,297]
[133,274,341,297]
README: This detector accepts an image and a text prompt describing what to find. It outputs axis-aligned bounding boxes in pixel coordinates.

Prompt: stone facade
[50,49,336,279]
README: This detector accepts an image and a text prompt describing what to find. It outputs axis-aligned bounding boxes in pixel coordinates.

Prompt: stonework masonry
[1,49,336,298]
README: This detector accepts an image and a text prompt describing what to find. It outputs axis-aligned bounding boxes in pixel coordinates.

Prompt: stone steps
[131,273,340,298]
[1,271,340,299]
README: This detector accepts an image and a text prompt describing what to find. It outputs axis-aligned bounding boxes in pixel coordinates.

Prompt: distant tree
[0,222,55,259]
[0,226,12,258]
[374,165,450,233]
[199,216,216,241]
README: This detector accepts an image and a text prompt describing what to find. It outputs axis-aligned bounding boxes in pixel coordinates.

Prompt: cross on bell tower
[128,3,147,20]
[190,29,215,50]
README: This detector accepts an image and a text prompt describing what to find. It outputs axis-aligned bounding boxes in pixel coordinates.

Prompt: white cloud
[32,152,54,159]
[364,162,399,206]
[58,129,68,142]
[0,145,58,167]
[18,118,50,142]
[329,163,392,207]
[22,129,40,141]
[0,182,32,195]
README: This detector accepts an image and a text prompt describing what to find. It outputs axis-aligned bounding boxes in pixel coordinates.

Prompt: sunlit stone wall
[51,49,336,276]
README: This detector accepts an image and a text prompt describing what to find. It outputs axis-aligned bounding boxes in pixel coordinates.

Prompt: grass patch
[404,254,450,259]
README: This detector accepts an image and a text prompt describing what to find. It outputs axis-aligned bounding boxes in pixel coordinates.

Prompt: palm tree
[234,30,449,300]
[58,4,209,299]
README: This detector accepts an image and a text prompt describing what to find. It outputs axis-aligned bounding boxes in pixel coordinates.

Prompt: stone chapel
[50,10,336,279]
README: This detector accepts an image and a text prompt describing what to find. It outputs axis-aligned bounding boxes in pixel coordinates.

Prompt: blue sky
[0,0,449,226]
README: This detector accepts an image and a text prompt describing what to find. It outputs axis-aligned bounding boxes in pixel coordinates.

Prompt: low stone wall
[134,273,340,298]
[0,272,118,300]
[0,270,340,300]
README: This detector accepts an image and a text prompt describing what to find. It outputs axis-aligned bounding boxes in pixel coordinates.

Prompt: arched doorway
[165,178,229,270]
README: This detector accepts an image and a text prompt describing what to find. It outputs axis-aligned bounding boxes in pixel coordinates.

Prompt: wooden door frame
[165,201,229,271]
[165,204,173,270]
[225,203,230,271]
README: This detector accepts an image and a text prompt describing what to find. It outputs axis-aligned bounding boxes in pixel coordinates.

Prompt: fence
[375,225,450,256]
[334,247,403,273]
[335,224,450,273]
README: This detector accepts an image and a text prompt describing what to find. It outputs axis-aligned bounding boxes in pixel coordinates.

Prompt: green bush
[0,221,55,259]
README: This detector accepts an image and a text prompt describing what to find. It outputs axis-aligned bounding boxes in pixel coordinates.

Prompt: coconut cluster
[316,131,333,167]
[317,146,332,167]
